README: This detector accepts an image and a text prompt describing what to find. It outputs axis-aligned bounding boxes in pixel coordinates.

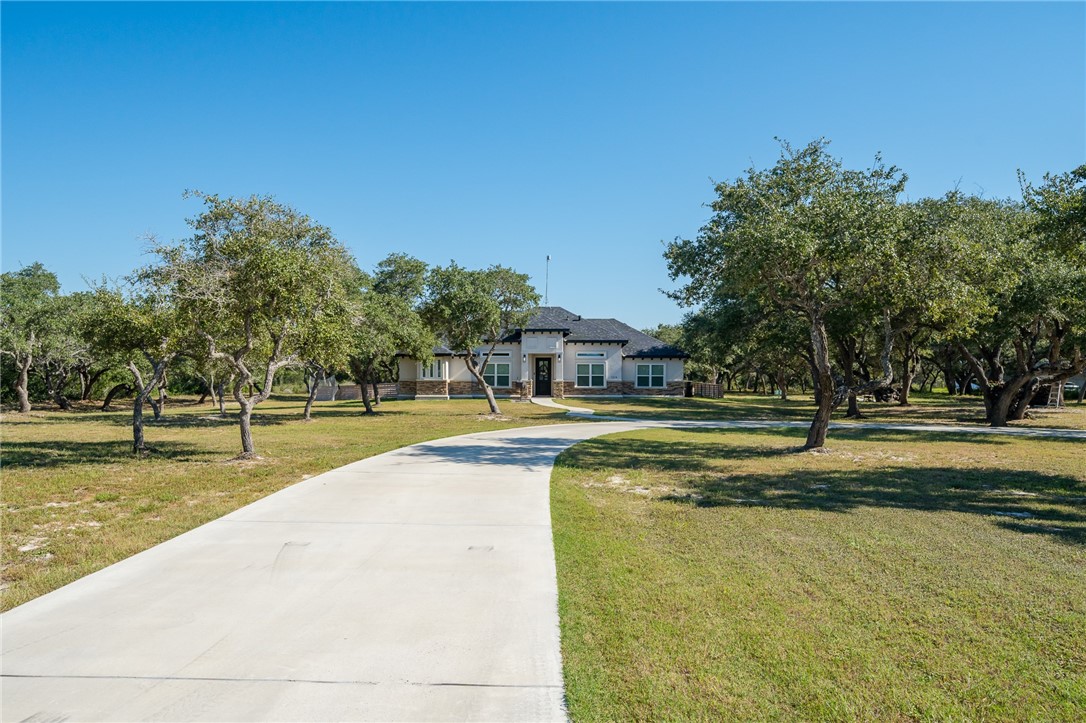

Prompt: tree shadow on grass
[556,436,794,473]
[555,432,1086,545]
[1,440,218,468]
[664,466,1086,544]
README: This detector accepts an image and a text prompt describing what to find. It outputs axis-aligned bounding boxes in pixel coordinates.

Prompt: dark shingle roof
[502,306,687,358]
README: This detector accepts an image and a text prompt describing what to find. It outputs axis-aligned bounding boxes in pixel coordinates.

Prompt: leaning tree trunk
[776,370,789,401]
[46,369,73,410]
[231,370,276,458]
[238,399,256,456]
[303,372,322,420]
[371,380,381,406]
[349,358,377,415]
[805,317,835,449]
[101,383,131,410]
[148,395,162,420]
[899,339,916,406]
[15,353,32,413]
[465,355,501,415]
[838,338,861,418]
[83,367,109,400]
[806,345,822,408]
[217,379,229,417]
[1008,378,1040,421]
[225,348,287,459]
[196,374,211,405]
[360,363,377,414]
[942,366,957,395]
[988,376,1034,427]
[157,371,168,415]
[959,372,975,397]
[132,392,147,453]
[899,370,914,405]
[126,358,169,454]
[78,368,90,402]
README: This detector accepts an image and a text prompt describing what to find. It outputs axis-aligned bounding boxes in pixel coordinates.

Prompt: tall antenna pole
[545,255,551,305]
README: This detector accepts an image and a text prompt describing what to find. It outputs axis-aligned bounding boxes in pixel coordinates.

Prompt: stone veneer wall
[558,382,623,396]
[445,380,516,398]
[416,380,448,396]
[447,381,474,397]
[515,381,533,399]
[398,380,417,398]
[619,381,685,396]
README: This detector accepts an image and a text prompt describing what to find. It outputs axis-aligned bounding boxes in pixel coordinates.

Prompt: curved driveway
[2,421,650,722]
[3,413,1082,722]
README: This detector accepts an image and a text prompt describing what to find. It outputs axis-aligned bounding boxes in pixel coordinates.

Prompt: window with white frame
[483,362,511,387]
[576,362,605,388]
[420,360,444,379]
[636,363,665,388]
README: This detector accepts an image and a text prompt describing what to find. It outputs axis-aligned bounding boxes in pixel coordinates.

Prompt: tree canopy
[156,192,357,457]
[422,263,539,415]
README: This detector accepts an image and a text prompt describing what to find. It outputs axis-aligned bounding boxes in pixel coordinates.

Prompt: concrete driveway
[1,421,651,722]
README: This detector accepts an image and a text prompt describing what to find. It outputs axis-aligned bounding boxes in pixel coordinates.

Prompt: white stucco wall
[563,343,624,384]
[398,357,418,381]
[400,347,522,386]
[621,358,685,386]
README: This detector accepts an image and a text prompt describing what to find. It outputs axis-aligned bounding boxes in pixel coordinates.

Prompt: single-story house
[397,306,687,400]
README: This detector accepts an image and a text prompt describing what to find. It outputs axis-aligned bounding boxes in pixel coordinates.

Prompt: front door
[534,357,552,397]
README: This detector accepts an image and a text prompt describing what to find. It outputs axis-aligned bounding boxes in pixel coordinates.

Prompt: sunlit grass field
[1,395,570,611]
[552,425,1086,721]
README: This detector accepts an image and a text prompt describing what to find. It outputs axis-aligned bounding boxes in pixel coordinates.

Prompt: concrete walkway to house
[4,409,1083,723]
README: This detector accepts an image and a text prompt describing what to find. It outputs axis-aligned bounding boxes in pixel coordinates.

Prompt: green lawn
[0,395,570,611]
[552,426,1086,721]
[569,391,1086,430]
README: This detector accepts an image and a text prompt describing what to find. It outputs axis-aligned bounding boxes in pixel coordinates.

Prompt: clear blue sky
[3,1,1083,329]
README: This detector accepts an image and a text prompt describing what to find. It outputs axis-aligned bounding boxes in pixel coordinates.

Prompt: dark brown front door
[535,357,552,396]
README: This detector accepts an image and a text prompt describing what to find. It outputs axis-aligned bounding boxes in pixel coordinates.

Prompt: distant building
[397,306,687,399]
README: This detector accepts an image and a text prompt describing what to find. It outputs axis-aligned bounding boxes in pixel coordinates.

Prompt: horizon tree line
[3,143,1083,454]
[1,192,538,458]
